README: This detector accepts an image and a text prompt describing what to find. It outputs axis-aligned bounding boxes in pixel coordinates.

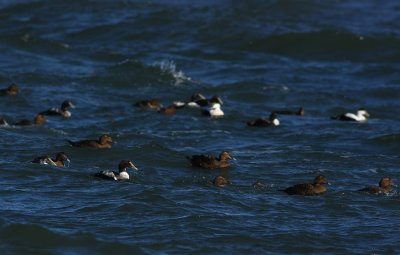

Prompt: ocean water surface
[0,0,400,254]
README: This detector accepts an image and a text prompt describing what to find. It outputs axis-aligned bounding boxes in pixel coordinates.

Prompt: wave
[367,133,400,153]
[82,58,193,87]
[241,30,400,62]
[0,222,147,254]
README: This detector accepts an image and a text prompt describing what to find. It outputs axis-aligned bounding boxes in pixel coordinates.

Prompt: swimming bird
[331,108,370,122]
[281,175,328,195]
[93,160,138,181]
[359,177,394,194]
[187,151,233,169]
[32,152,70,167]
[247,112,280,127]
[40,100,75,118]
[274,107,304,116]
[174,93,223,108]
[253,181,266,189]
[158,105,178,115]
[0,83,19,96]
[202,103,224,117]
[14,114,46,126]
[134,99,162,109]
[213,175,229,187]
[68,134,113,148]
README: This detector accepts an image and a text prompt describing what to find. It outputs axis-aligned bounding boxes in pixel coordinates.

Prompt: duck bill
[130,163,138,171]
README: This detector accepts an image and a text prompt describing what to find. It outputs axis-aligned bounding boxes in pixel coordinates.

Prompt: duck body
[174,93,223,108]
[68,134,112,148]
[282,175,328,195]
[359,177,394,194]
[332,108,370,122]
[134,99,161,109]
[202,103,224,117]
[93,160,138,181]
[213,175,229,187]
[40,100,75,118]
[0,84,19,96]
[32,152,70,167]
[187,151,233,169]
[247,112,279,127]
[14,114,46,126]
[158,105,177,115]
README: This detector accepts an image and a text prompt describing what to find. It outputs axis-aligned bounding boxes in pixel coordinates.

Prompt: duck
[359,177,394,194]
[253,181,266,189]
[187,151,233,169]
[14,114,46,126]
[134,99,161,109]
[281,175,328,195]
[213,175,229,187]
[247,112,280,127]
[331,108,370,122]
[202,103,224,117]
[93,160,138,181]
[40,100,75,118]
[174,93,223,108]
[68,134,113,148]
[274,107,304,116]
[32,152,70,167]
[0,83,19,96]
[158,105,178,115]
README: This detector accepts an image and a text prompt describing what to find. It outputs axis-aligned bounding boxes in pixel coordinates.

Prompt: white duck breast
[333,108,370,122]
[204,103,224,117]
[273,118,280,126]
[344,109,369,122]
[94,160,138,181]
[96,170,129,180]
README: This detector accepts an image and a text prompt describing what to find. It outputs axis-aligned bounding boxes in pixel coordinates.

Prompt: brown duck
[187,151,233,169]
[359,177,394,194]
[158,105,178,115]
[134,99,161,109]
[213,175,229,187]
[14,114,46,126]
[68,134,113,148]
[32,152,70,167]
[282,175,328,195]
[0,83,19,96]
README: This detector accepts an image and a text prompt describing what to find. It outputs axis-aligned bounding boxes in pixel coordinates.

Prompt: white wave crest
[153,60,191,85]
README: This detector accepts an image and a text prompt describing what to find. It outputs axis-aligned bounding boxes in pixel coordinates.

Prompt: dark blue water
[1,1,400,254]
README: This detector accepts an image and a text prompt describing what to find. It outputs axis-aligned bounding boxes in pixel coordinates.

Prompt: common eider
[187,151,233,169]
[281,175,328,195]
[247,112,280,127]
[68,134,113,148]
[32,152,70,167]
[359,177,394,194]
[93,160,138,181]
[40,100,75,118]
[0,84,19,96]
[332,108,370,122]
